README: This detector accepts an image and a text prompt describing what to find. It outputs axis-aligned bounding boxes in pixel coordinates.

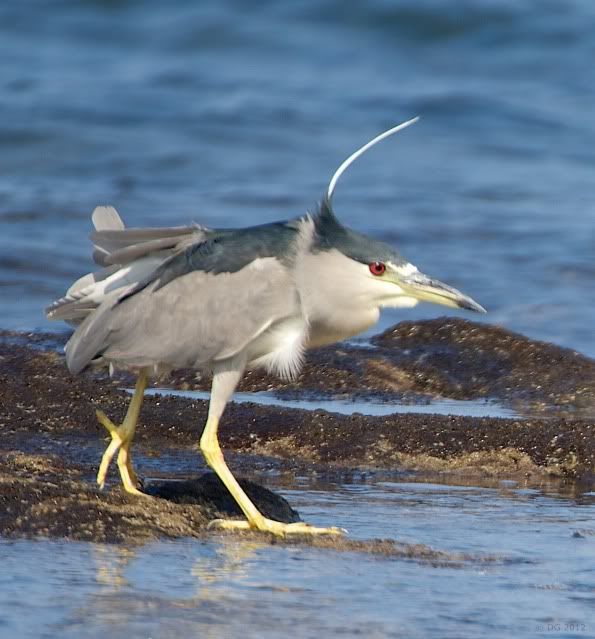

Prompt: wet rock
[0,453,502,564]
[0,453,297,543]
[145,472,300,523]
[372,318,595,409]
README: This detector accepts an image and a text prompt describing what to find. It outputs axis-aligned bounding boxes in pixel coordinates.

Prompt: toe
[207,517,344,537]
[284,522,345,536]
[97,438,122,488]
[208,519,251,531]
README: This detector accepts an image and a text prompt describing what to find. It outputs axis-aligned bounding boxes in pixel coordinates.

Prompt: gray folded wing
[65,255,299,374]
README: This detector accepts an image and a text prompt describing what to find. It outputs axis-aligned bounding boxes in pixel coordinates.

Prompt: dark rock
[145,472,300,523]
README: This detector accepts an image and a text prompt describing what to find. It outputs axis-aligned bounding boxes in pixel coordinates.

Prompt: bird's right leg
[200,363,343,537]
[95,369,149,495]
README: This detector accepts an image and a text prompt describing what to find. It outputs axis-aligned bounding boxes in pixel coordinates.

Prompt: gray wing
[65,256,299,374]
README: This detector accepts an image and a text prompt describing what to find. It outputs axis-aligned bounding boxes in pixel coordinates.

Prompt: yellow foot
[95,409,145,496]
[208,517,345,537]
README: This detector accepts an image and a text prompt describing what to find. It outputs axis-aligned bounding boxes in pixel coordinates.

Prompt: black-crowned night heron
[46,118,485,536]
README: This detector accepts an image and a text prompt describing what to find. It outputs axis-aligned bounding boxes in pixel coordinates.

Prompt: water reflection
[190,539,263,597]
[92,544,136,590]
[90,536,264,603]
[83,537,278,639]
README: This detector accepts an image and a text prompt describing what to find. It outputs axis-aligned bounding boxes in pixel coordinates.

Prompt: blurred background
[0,0,593,356]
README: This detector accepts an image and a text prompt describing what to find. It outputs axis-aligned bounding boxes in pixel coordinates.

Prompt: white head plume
[326,116,420,203]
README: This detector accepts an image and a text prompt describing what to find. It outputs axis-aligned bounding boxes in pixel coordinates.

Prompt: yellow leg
[200,414,344,537]
[96,370,149,495]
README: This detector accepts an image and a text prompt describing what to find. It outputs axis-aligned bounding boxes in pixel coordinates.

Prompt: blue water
[0,1,593,356]
[1,477,594,639]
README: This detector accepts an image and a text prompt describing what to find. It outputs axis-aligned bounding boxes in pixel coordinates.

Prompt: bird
[46,117,485,536]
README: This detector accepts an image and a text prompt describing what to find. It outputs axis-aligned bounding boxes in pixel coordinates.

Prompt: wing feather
[92,206,125,231]
[65,258,299,373]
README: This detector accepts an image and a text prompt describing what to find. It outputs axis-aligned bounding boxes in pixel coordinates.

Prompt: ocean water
[0,0,593,356]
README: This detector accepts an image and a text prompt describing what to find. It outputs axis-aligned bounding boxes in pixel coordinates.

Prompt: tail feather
[46,255,164,322]
[92,205,125,232]
[91,225,197,245]
[90,207,205,267]
[45,298,100,323]
[45,264,120,323]
[47,205,202,324]
[98,235,202,266]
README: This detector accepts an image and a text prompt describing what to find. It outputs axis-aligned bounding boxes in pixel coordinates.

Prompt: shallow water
[1,1,594,357]
[143,387,522,419]
[1,476,594,639]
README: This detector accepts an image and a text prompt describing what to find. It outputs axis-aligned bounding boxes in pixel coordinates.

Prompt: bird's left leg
[200,363,343,537]
[96,369,149,495]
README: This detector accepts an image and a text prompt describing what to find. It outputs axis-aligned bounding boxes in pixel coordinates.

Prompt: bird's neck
[306,310,379,349]
[295,248,381,348]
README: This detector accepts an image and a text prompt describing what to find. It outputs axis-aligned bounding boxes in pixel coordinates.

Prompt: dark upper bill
[399,272,486,313]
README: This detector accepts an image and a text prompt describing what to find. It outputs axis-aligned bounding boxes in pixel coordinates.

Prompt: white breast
[247,316,308,380]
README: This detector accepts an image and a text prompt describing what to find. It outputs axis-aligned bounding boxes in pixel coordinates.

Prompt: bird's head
[312,199,485,314]
[312,116,485,315]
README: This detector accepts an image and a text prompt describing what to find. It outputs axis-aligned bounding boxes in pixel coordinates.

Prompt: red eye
[369,261,386,276]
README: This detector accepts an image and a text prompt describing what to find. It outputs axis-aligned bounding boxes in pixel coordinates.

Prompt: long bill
[398,271,486,313]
